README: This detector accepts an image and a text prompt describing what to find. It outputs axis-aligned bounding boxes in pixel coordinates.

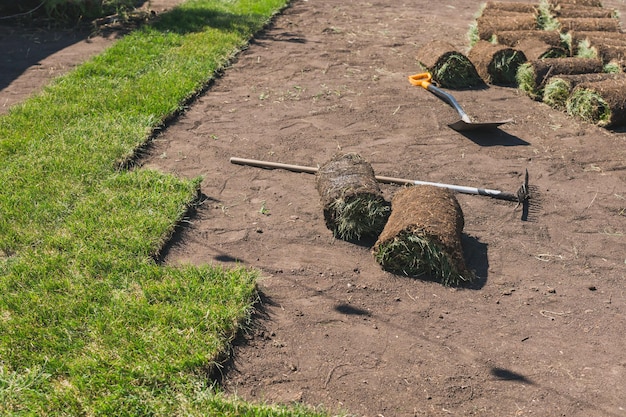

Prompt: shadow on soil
[457,127,530,146]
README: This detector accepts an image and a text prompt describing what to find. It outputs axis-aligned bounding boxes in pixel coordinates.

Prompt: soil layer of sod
[415,40,483,88]
[476,14,539,41]
[557,17,622,33]
[517,57,605,98]
[567,77,626,126]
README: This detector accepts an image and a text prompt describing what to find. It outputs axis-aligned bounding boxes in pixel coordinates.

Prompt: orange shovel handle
[408,72,432,89]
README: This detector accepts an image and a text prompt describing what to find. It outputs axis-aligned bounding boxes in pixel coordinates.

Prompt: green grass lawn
[0,0,333,415]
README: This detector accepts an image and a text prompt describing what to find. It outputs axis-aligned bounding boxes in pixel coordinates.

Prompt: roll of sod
[517,57,604,99]
[593,44,626,67]
[469,40,528,85]
[483,1,539,13]
[571,30,626,46]
[494,30,563,47]
[558,17,621,33]
[415,40,484,88]
[477,14,539,42]
[516,37,568,60]
[372,185,471,286]
[571,31,626,56]
[481,9,538,18]
[315,153,390,241]
[543,72,624,108]
[566,78,626,127]
[549,0,603,7]
[554,4,617,18]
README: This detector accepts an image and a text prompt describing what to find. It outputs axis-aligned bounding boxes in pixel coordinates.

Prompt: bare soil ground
[2,1,626,416]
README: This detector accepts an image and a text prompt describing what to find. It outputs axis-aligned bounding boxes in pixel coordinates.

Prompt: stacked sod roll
[315,153,390,241]
[469,40,527,85]
[543,72,625,108]
[475,2,540,42]
[566,77,626,127]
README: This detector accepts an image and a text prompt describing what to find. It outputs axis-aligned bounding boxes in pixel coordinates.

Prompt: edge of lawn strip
[0,0,331,415]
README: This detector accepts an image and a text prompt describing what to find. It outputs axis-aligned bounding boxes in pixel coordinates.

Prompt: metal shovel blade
[449,117,513,132]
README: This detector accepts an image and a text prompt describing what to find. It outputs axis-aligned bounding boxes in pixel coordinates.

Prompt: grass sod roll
[557,17,621,33]
[566,78,626,126]
[548,0,603,7]
[553,4,617,18]
[373,185,471,287]
[516,57,604,99]
[543,72,625,108]
[593,44,626,68]
[469,40,528,85]
[515,38,568,60]
[415,40,484,88]
[315,153,390,241]
[571,31,626,49]
[494,30,564,47]
[571,31,626,56]
[476,14,539,41]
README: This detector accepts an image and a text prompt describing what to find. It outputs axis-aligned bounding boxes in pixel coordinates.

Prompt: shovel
[408,72,512,131]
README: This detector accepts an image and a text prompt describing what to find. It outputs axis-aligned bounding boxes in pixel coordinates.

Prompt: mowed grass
[0,0,331,415]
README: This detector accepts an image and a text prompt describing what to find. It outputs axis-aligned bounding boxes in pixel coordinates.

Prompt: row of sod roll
[416,0,626,128]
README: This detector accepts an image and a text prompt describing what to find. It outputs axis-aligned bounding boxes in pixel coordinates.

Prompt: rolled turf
[566,77,626,127]
[315,153,390,241]
[516,37,568,60]
[372,185,471,286]
[483,1,539,13]
[469,40,528,85]
[493,30,563,47]
[476,14,539,42]
[543,72,624,108]
[553,4,617,18]
[557,17,621,33]
[548,0,603,7]
[415,40,484,88]
[516,57,604,99]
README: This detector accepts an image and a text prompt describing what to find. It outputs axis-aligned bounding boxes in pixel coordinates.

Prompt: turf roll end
[416,40,484,88]
[373,185,472,286]
[316,153,390,241]
[566,87,611,125]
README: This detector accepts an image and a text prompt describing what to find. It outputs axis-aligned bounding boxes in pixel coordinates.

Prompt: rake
[229,157,530,205]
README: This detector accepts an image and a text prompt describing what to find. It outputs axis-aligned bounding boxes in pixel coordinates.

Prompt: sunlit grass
[0,0,335,415]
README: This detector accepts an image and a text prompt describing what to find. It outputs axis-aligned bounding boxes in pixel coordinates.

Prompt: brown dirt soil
[2,1,626,416]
